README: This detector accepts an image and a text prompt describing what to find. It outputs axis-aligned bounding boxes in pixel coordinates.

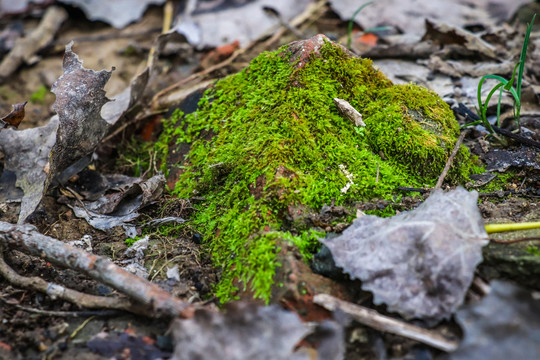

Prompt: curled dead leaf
[0,101,27,129]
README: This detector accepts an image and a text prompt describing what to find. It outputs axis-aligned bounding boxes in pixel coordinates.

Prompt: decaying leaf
[57,0,167,29]
[450,281,540,360]
[46,41,113,189]
[0,101,27,129]
[0,116,59,223]
[422,20,496,60]
[122,235,150,279]
[0,38,151,223]
[322,187,489,323]
[483,147,540,172]
[171,302,311,360]
[101,68,149,125]
[174,0,313,48]
[64,174,165,236]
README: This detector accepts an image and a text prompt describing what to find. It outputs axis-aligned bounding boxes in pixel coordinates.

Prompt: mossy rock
[479,241,540,290]
[158,34,479,302]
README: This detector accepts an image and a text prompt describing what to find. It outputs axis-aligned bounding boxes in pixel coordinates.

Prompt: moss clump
[29,85,48,104]
[158,36,479,302]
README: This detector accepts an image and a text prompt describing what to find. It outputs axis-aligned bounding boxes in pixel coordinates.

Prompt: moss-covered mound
[159,35,478,302]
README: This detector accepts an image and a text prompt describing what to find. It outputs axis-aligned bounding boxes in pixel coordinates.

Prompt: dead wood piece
[422,19,497,60]
[0,248,132,311]
[313,294,459,352]
[0,221,192,318]
[0,6,67,79]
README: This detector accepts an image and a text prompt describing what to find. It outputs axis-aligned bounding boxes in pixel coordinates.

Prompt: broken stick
[314,293,459,352]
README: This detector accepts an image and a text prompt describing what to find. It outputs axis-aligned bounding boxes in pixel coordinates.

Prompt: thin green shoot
[347,2,374,48]
[473,14,535,134]
[516,14,536,98]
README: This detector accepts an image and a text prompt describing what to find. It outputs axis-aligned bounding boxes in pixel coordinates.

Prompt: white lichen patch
[339,164,355,193]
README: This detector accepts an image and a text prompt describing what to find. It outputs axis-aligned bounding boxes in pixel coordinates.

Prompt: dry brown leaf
[0,101,27,129]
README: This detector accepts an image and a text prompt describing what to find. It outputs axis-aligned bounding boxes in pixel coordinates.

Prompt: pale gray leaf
[323,187,488,323]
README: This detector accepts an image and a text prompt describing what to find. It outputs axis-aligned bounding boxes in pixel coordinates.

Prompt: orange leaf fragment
[358,33,378,47]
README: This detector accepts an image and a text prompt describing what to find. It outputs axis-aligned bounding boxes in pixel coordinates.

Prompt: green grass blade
[347,2,374,48]
[496,87,503,127]
[516,14,536,97]
[504,62,520,91]
[477,75,509,132]
[364,26,393,33]
[460,120,483,128]
[480,74,511,83]
[481,82,505,132]
[477,76,489,122]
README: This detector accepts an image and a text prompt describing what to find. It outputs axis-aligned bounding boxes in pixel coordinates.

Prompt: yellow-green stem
[485,221,540,234]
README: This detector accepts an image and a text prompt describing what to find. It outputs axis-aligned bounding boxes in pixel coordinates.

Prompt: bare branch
[0,248,133,311]
[0,221,192,318]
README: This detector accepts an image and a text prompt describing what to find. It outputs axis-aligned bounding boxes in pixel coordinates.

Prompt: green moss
[29,85,48,104]
[475,172,516,194]
[281,230,326,262]
[526,244,540,257]
[158,39,479,302]
[125,235,143,247]
[364,204,399,218]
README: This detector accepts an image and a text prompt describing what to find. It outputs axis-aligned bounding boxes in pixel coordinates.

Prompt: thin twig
[397,187,430,194]
[0,296,123,317]
[70,316,96,339]
[435,129,470,189]
[490,237,540,244]
[313,294,459,352]
[471,276,491,297]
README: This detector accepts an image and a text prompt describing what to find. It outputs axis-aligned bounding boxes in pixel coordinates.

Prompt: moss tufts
[157,37,480,302]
